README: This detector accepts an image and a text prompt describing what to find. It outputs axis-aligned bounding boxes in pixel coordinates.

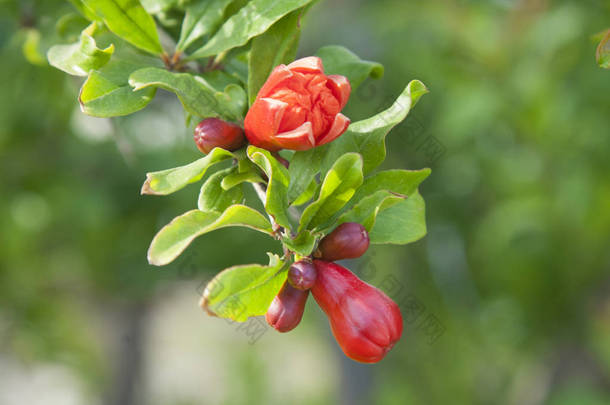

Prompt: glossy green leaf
[201,254,287,321]
[82,0,163,55]
[299,153,363,232]
[48,27,114,76]
[177,0,233,51]
[148,205,274,266]
[189,0,312,59]
[198,168,244,212]
[596,29,610,69]
[79,59,157,117]
[247,146,291,229]
[141,148,234,195]
[221,171,264,190]
[316,45,384,91]
[247,9,302,105]
[129,67,247,121]
[369,190,427,245]
[319,80,428,175]
[282,230,317,256]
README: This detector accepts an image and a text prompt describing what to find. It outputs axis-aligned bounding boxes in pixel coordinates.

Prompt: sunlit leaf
[189,0,312,59]
[82,0,163,55]
[148,205,274,266]
[177,0,233,51]
[247,146,292,230]
[141,148,234,196]
[369,190,427,245]
[299,153,363,232]
[201,253,287,321]
[129,67,247,121]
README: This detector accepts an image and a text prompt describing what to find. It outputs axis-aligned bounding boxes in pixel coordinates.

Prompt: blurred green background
[1,0,610,404]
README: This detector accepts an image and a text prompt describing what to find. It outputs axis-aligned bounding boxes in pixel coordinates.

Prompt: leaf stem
[252,182,281,237]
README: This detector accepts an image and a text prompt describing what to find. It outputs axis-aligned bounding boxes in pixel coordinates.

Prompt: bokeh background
[1,0,610,404]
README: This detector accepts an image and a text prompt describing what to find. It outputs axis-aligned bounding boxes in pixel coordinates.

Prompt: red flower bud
[288,260,317,290]
[266,281,309,333]
[244,56,351,151]
[316,222,370,261]
[312,260,402,363]
[193,118,246,154]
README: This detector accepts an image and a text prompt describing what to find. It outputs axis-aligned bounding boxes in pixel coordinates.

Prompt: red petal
[287,56,324,74]
[274,122,315,150]
[244,97,288,151]
[326,75,351,110]
[257,65,294,98]
[316,113,350,146]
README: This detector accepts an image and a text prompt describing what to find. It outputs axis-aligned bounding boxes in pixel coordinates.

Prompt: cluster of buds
[267,223,403,364]
[192,57,403,363]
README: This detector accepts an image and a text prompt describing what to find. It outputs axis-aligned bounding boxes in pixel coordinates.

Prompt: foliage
[37,0,430,322]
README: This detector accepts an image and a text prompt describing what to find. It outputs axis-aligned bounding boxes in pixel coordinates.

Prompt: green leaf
[287,145,323,204]
[369,191,427,245]
[141,0,180,14]
[198,168,244,212]
[48,26,114,76]
[299,153,363,232]
[596,29,610,69]
[141,148,234,195]
[177,0,233,51]
[282,230,317,256]
[349,169,431,210]
[336,190,404,232]
[201,254,287,321]
[316,45,384,91]
[247,146,292,229]
[148,205,274,266]
[291,179,318,207]
[221,171,264,190]
[129,67,247,121]
[79,59,157,117]
[82,0,163,55]
[320,80,428,175]
[247,9,302,105]
[334,169,431,232]
[189,0,312,59]
[68,0,99,21]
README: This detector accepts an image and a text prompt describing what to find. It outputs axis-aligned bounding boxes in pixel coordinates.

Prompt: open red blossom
[244,56,351,151]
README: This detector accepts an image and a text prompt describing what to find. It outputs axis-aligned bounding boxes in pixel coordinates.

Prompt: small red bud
[288,260,317,290]
[312,260,402,363]
[194,118,246,154]
[265,281,309,332]
[316,222,370,261]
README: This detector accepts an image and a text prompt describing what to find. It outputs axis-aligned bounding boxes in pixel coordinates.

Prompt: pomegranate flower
[244,56,351,151]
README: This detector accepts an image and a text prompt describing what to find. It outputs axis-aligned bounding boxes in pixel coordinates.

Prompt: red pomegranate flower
[244,56,351,151]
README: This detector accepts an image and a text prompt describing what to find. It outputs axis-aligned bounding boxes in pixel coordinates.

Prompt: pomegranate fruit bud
[288,260,317,290]
[265,281,309,333]
[316,222,370,261]
[193,118,246,154]
[312,260,403,363]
